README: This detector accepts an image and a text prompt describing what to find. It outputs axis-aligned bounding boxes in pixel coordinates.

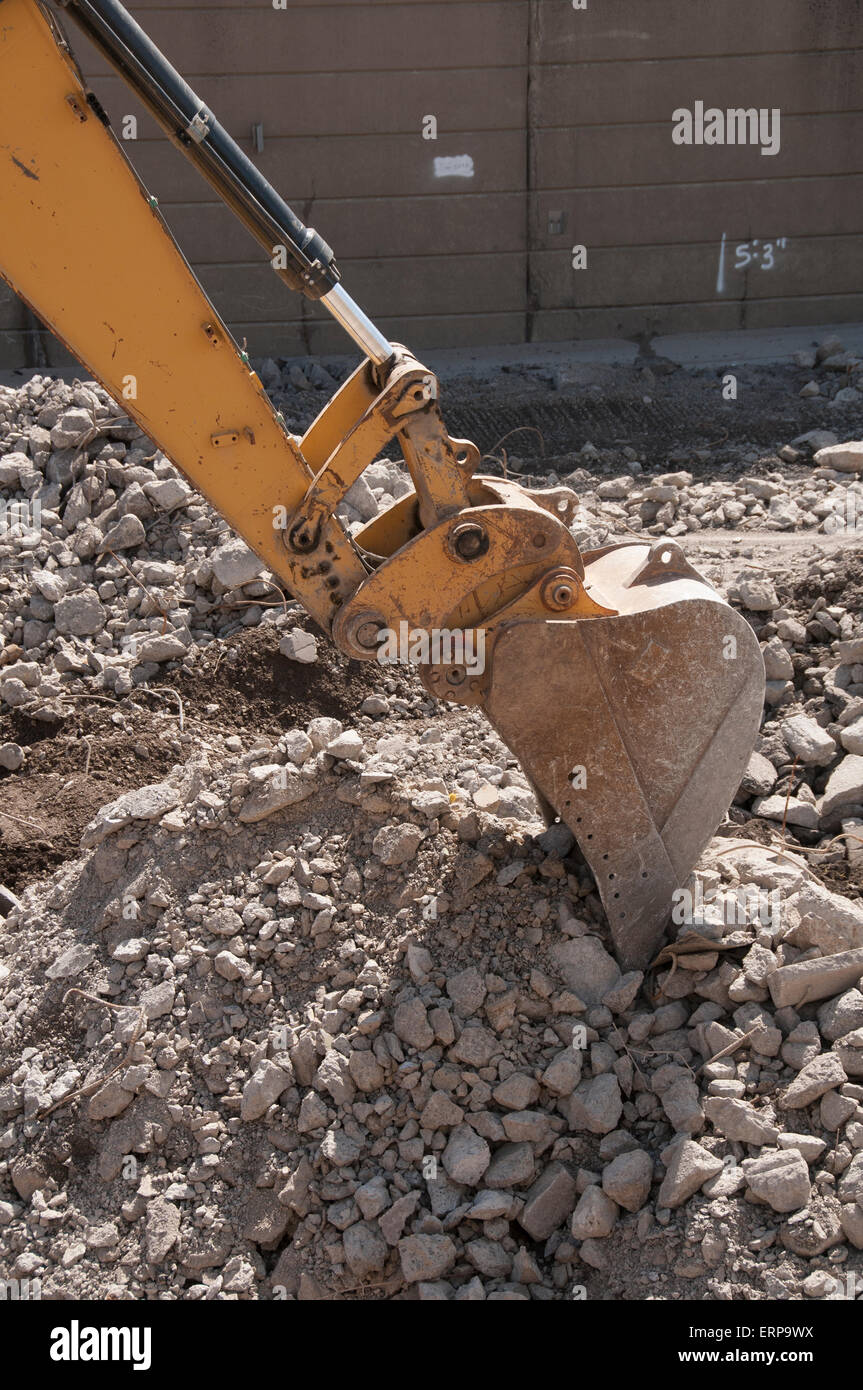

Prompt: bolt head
[451,523,488,561]
[354,620,383,650]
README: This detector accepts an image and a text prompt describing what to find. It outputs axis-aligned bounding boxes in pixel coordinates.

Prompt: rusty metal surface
[483,594,765,969]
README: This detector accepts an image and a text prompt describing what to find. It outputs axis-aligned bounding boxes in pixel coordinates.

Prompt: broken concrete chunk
[136,633,188,663]
[441,1124,490,1187]
[565,1074,623,1135]
[821,755,863,819]
[736,575,779,611]
[834,1028,863,1077]
[813,441,863,472]
[398,1234,457,1284]
[144,1199,181,1264]
[601,1149,653,1212]
[54,589,106,637]
[703,1097,780,1146]
[518,1162,578,1240]
[211,537,265,587]
[81,782,179,846]
[742,1149,811,1213]
[100,514,146,552]
[550,935,620,1007]
[786,881,863,953]
[768,948,863,1009]
[279,628,318,664]
[657,1140,724,1208]
[781,713,837,766]
[782,1052,847,1108]
[571,1184,618,1240]
[45,943,94,981]
[240,1060,292,1121]
[238,770,316,823]
[372,823,423,866]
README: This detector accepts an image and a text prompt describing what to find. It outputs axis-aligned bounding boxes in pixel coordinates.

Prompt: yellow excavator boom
[0,0,765,968]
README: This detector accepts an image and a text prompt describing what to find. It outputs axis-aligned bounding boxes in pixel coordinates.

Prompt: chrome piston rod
[321,284,394,366]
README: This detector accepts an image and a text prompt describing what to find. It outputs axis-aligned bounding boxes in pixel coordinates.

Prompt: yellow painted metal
[300,351,475,534]
[300,359,381,473]
[354,476,539,561]
[333,498,583,657]
[0,0,366,629]
[293,359,434,546]
[421,564,618,705]
[352,492,421,558]
[398,408,477,527]
[0,1,582,662]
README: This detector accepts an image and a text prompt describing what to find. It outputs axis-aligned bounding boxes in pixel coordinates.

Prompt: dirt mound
[0,626,376,894]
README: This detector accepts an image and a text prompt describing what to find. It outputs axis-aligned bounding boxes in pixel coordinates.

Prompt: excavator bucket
[482,540,765,970]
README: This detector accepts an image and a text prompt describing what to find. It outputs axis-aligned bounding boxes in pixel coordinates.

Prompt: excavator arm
[0,0,765,968]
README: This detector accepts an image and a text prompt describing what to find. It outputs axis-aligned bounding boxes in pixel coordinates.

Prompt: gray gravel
[1,342,863,1301]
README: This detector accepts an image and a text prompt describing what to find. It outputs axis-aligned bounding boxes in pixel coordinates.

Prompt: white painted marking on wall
[433,155,475,179]
[716,231,727,295]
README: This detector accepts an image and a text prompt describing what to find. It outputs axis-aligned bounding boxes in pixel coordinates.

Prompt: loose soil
[0,625,377,893]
